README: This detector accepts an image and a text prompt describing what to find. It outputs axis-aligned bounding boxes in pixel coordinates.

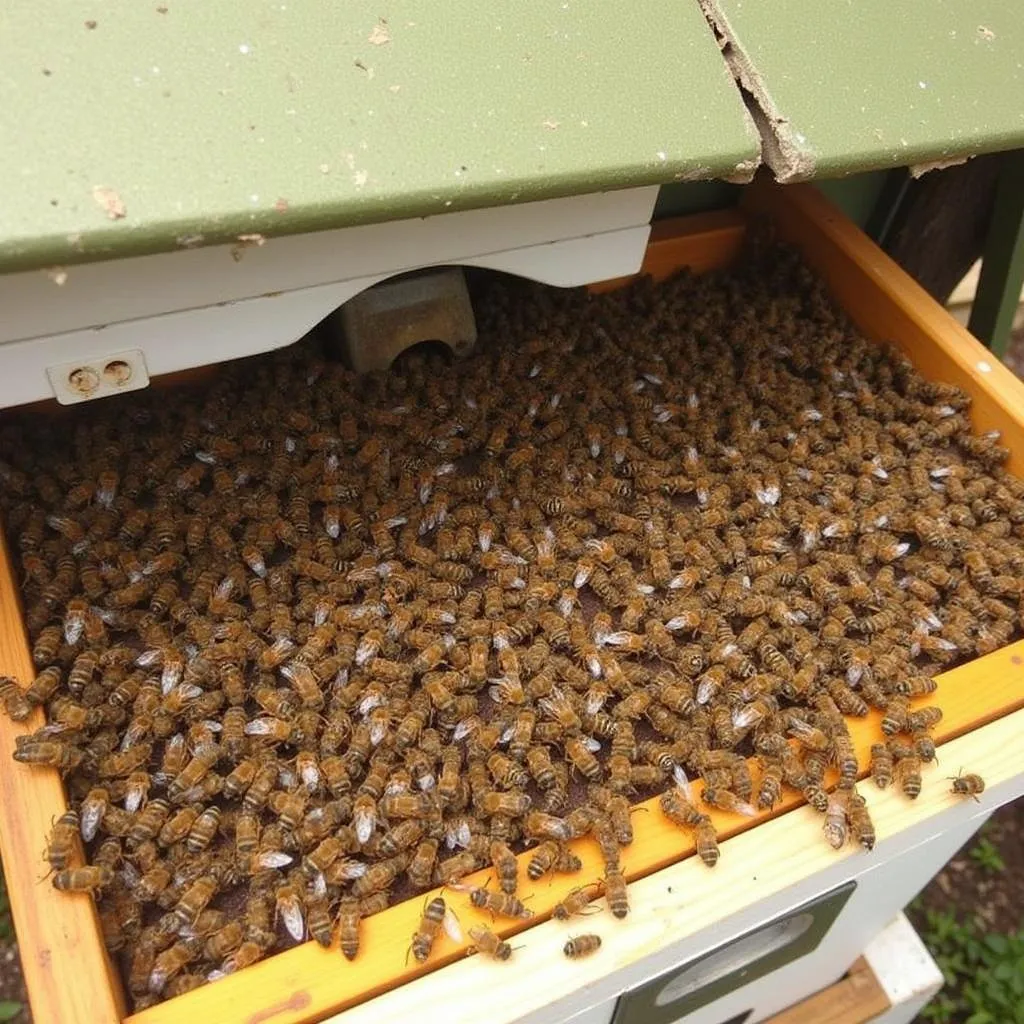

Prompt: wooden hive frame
[0,181,1022,1024]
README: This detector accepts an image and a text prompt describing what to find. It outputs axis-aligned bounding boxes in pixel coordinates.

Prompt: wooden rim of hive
[0,180,1021,1024]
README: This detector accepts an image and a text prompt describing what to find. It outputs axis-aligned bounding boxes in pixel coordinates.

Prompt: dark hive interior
[0,237,1021,1008]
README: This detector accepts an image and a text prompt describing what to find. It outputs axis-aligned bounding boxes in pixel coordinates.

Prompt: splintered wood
[0,240,1014,1009]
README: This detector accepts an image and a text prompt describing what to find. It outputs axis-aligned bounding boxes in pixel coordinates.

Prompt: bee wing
[309,872,328,899]
[442,907,463,943]
[254,851,293,870]
[80,803,104,842]
[672,764,693,800]
[282,903,306,943]
[582,736,602,753]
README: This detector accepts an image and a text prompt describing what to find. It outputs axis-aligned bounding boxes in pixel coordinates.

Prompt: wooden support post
[969,149,1024,357]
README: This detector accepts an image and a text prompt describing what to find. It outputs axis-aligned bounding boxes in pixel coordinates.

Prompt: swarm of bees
[0,239,1012,1008]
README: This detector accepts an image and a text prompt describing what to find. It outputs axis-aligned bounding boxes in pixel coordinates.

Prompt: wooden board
[0,529,126,1024]
[323,707,1024,1024]
[0,184,1021,1024]
[764,958,890,1024]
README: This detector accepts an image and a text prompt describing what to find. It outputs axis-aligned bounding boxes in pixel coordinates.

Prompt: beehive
[0,182,1022,1024]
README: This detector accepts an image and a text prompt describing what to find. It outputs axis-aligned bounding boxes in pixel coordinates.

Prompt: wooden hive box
[0,181,1022,1024]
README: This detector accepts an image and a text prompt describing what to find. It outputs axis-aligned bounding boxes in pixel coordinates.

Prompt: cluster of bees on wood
[0,241,1002,1008]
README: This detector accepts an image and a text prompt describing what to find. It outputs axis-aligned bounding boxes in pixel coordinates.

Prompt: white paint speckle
[918,80,928,89]
[239,43,251,55]
[353,170,368,187]
[151,66,160,75]
[656,151,667,162]
[249,194,260,203]
[977,360,993,373]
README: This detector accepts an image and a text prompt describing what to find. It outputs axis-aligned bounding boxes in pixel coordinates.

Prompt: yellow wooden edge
[742,180,1024,478]
[764,957,890,1024]
[327,708,1024,1024]
[0,530,125,1024]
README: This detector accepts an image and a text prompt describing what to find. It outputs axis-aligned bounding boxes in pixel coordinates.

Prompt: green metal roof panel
[0,1,758,274]
[706,0,1024,181]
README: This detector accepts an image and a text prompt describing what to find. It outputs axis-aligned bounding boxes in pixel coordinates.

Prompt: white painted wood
[3,222,652,408]
[328,712,1023,1024]
[862,915,944,1024]
[0,187,657,344]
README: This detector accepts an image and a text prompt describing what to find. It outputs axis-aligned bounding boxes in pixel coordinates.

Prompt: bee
[881,697,909,737]
[870,743,894,789]
[603,869,629,919]
[702,788,756,817]
[0,677,31,721]
[950,771,985,801]
[337,897,362,960]
[524,811,570,841]
[458,884,533,920]
[564,735,602,781]
[906,706,942,732]
[469,924,514,961]
[823,793,848,849]
[895,755,923,799]
[47,809,80,872]
[847,791,876,851]
[186,807,221,854]
[409,895,461,963]
[53,865,113,893]
[553,883,603,920]
[490,840,519,895]
[158,805,201,848]
[563,934,602,959]
[171,873,221,928]
[756,760,783,811]
[408,837,440,890]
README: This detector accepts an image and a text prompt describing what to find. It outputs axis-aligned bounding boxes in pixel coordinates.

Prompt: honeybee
[823,793,848,850]
[563,934,602,959]
[895,756,923,799]
[0,677,31,721]
[847,791,876,851]
[456,884,533,920]
[337,897,361,960]
[950,771,985,800]
[53,865,113,892]
[489,840,519,895]
[469,924,513,961]
[602,869,629,919]
[553,883,603,920]
[409,895,461,963]
[756,760,783,811]
[870,743,894,789]
[47,809,80,872]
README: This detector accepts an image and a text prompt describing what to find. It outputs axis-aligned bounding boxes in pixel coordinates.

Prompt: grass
[915,906,1024,1024]
[968,837,1006,876]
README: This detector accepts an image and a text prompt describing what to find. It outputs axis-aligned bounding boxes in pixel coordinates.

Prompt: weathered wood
[881,154,1003,305]
[764,958,890,1024]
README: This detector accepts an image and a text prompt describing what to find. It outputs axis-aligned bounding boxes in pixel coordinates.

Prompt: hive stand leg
[326,267,477,372]
[968,148,1024,358]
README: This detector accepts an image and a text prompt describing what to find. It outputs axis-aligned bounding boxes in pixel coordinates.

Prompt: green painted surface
[815,172,890,229]
[712,0,1024,180]
[653,181,742,219]
[0,1,758,274]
